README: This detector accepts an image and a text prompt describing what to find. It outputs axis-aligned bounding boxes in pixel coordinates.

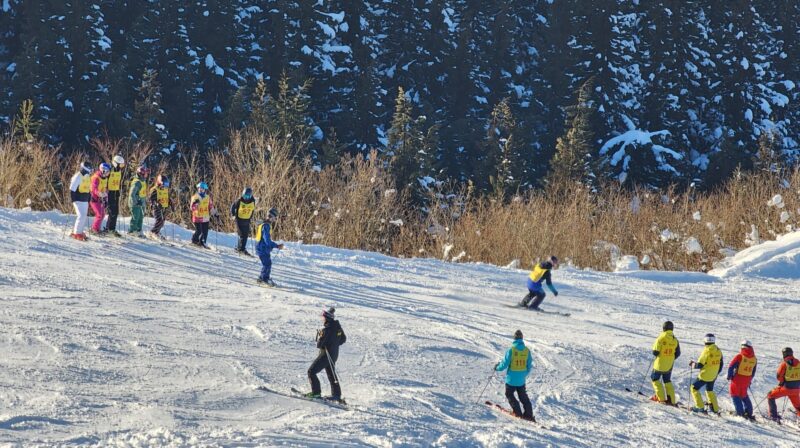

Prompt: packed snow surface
[0,208,799,446]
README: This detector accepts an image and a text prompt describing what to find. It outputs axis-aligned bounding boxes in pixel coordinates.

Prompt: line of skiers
[650,320,800,422]
[67,157,285,287]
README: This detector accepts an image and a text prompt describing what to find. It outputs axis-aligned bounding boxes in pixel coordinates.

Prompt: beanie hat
[513,329,523,340]
[783,347,794,358]
[322,307,335,319]
[662,321,674,331]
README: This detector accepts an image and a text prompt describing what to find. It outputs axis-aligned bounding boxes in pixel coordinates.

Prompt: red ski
[485,401,536,423]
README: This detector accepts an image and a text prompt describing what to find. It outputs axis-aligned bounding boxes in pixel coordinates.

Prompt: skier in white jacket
[69,161,93,241]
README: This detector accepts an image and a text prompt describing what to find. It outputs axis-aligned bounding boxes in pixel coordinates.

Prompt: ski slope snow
[1,207,799,447]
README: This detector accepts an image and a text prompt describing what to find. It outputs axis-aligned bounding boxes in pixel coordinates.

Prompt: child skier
[190,182,214,247]
[651,321,681,405]
[68,161,93,241]
[127,165,149,237]
[255,207,284,286]
[519,256,559,310]
[767,347,800,422]
[230,187,256,255]
[727,340,757,419]
[88,163,111,234]
[689,333,723,414]
[494,329,534,421]
[106,155,125,236]
[306,307,347,401]
[148,175,170,238]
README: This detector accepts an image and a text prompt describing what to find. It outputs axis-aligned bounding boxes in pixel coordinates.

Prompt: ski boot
[70,233,87,241]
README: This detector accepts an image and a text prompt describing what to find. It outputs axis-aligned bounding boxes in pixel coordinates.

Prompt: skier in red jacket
[726,340,757,419]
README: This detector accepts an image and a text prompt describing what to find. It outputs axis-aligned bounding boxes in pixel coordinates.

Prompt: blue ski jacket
[496,339,533,387]
[255,221,280,256]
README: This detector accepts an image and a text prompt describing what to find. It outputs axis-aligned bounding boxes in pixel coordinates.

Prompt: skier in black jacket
[306,307,346,401]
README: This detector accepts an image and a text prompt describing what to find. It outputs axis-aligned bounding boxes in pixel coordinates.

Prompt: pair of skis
[257,385,349,410]
[484,401,537,424]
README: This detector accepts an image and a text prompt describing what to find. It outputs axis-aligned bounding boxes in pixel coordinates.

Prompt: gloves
[689,360,696,368]
[553,290,559,297]
[277,244,285,250]
[494,362,500,370]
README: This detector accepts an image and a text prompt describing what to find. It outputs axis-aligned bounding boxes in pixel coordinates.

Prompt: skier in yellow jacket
[689,333,724,414]
[651,321,681,405]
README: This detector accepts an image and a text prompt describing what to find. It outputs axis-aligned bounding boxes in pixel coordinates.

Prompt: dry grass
[2,133,798,272]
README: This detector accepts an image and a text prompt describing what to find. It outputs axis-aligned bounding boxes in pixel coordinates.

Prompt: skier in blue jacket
[255,207,284,286]
[495,329,534,421]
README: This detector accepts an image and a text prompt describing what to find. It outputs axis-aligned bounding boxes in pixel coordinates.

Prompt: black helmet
[550,255,559,267]
[322,307,335,319]
[268,207,279,220]
[783,347,794,358]
[514,329,523,340]
[242,187,253,199]
[662,321,673,331]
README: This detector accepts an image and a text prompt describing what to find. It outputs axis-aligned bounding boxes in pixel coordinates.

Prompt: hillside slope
[0,208,799,447]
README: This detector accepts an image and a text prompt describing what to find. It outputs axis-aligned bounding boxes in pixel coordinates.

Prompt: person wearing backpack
[305,307,347,402]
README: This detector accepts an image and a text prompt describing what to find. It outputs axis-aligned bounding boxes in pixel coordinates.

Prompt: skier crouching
[306,307,347,401]
[520,256,559,310]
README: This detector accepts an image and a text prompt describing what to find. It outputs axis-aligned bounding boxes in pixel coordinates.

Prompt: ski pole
[752,386,770,417]
[636,362,653,396]
[325,349,340,386]
[476,370,496,404]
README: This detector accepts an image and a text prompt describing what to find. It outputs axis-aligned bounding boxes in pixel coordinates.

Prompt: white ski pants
[73,201,89,234]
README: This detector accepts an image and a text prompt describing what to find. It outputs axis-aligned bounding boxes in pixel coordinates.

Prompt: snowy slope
[1,207,799,447]
[709,230,800,279]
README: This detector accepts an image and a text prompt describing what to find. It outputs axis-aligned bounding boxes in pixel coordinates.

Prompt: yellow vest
[108,170,122,191]
[529,264,549,282]
[697,344,722,382]
[738,355,757,377]
[192,195,210,220]
[155,187,169,208]
[510,347,530,372]
[786,362,800,382]
[237,201,255,220]
[98,176,108,193]
[78,174,91,193]
[255,223,269,242]
[652,331,679,372]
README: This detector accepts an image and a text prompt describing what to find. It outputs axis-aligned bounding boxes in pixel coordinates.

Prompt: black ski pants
[520,290,546,309]
[106,190,120,231]
[505,384,533,418]
[236,218,251,251]
[151,204,165,235]
[308,352,341,397]
[192,221,209,245]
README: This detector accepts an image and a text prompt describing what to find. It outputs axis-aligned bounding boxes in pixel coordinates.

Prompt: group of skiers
[67,157,285,287]
[649,320,799,422]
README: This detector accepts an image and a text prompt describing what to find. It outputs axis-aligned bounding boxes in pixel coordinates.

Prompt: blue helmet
[242,187,253,199]
[196,181,208,191]
[99,162,111,174]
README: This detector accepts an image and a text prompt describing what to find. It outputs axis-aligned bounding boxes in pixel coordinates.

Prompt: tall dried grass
[2,133,797,272]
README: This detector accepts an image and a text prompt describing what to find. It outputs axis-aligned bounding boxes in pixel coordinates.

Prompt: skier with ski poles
[305,307,347,401]
[128,165,150,237]
[727,339,757,420]
[190,181,214,248]
[230,187,256,256]
[105,155,125,237]
[88,163,111,235]
[688,333,723,414]
[148,174,170,238]
[650,321,681,405]
[767,347,800,422]
[68,161,93,241]
[519,256,559,310]
[255,207,284,286]
[494,329,534,421]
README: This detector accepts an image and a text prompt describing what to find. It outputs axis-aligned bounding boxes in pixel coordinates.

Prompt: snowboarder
[68,161,93,241]
[519,256,559,310]
[727,339,757,419]
[767,347,800,422]
[255,207,284,286]
[105,155,125,236]
[148,174,170,238]
[688,333,723,414]
[494,329,534,421]
[306,307,347,401]
[127,165,149,237]
[651,320,681,405]
[230,187,256,255]
[190,182,214,247]
[88,163,111,234]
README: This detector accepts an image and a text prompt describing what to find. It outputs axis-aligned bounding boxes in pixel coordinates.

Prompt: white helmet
[740,339,752,348]
[112,155,125,168]
[704,333,716,344]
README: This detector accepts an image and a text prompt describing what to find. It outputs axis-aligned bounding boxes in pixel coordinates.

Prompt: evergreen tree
[387,87,435,201]
[547,78,598,189]
[132,69,167,146]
